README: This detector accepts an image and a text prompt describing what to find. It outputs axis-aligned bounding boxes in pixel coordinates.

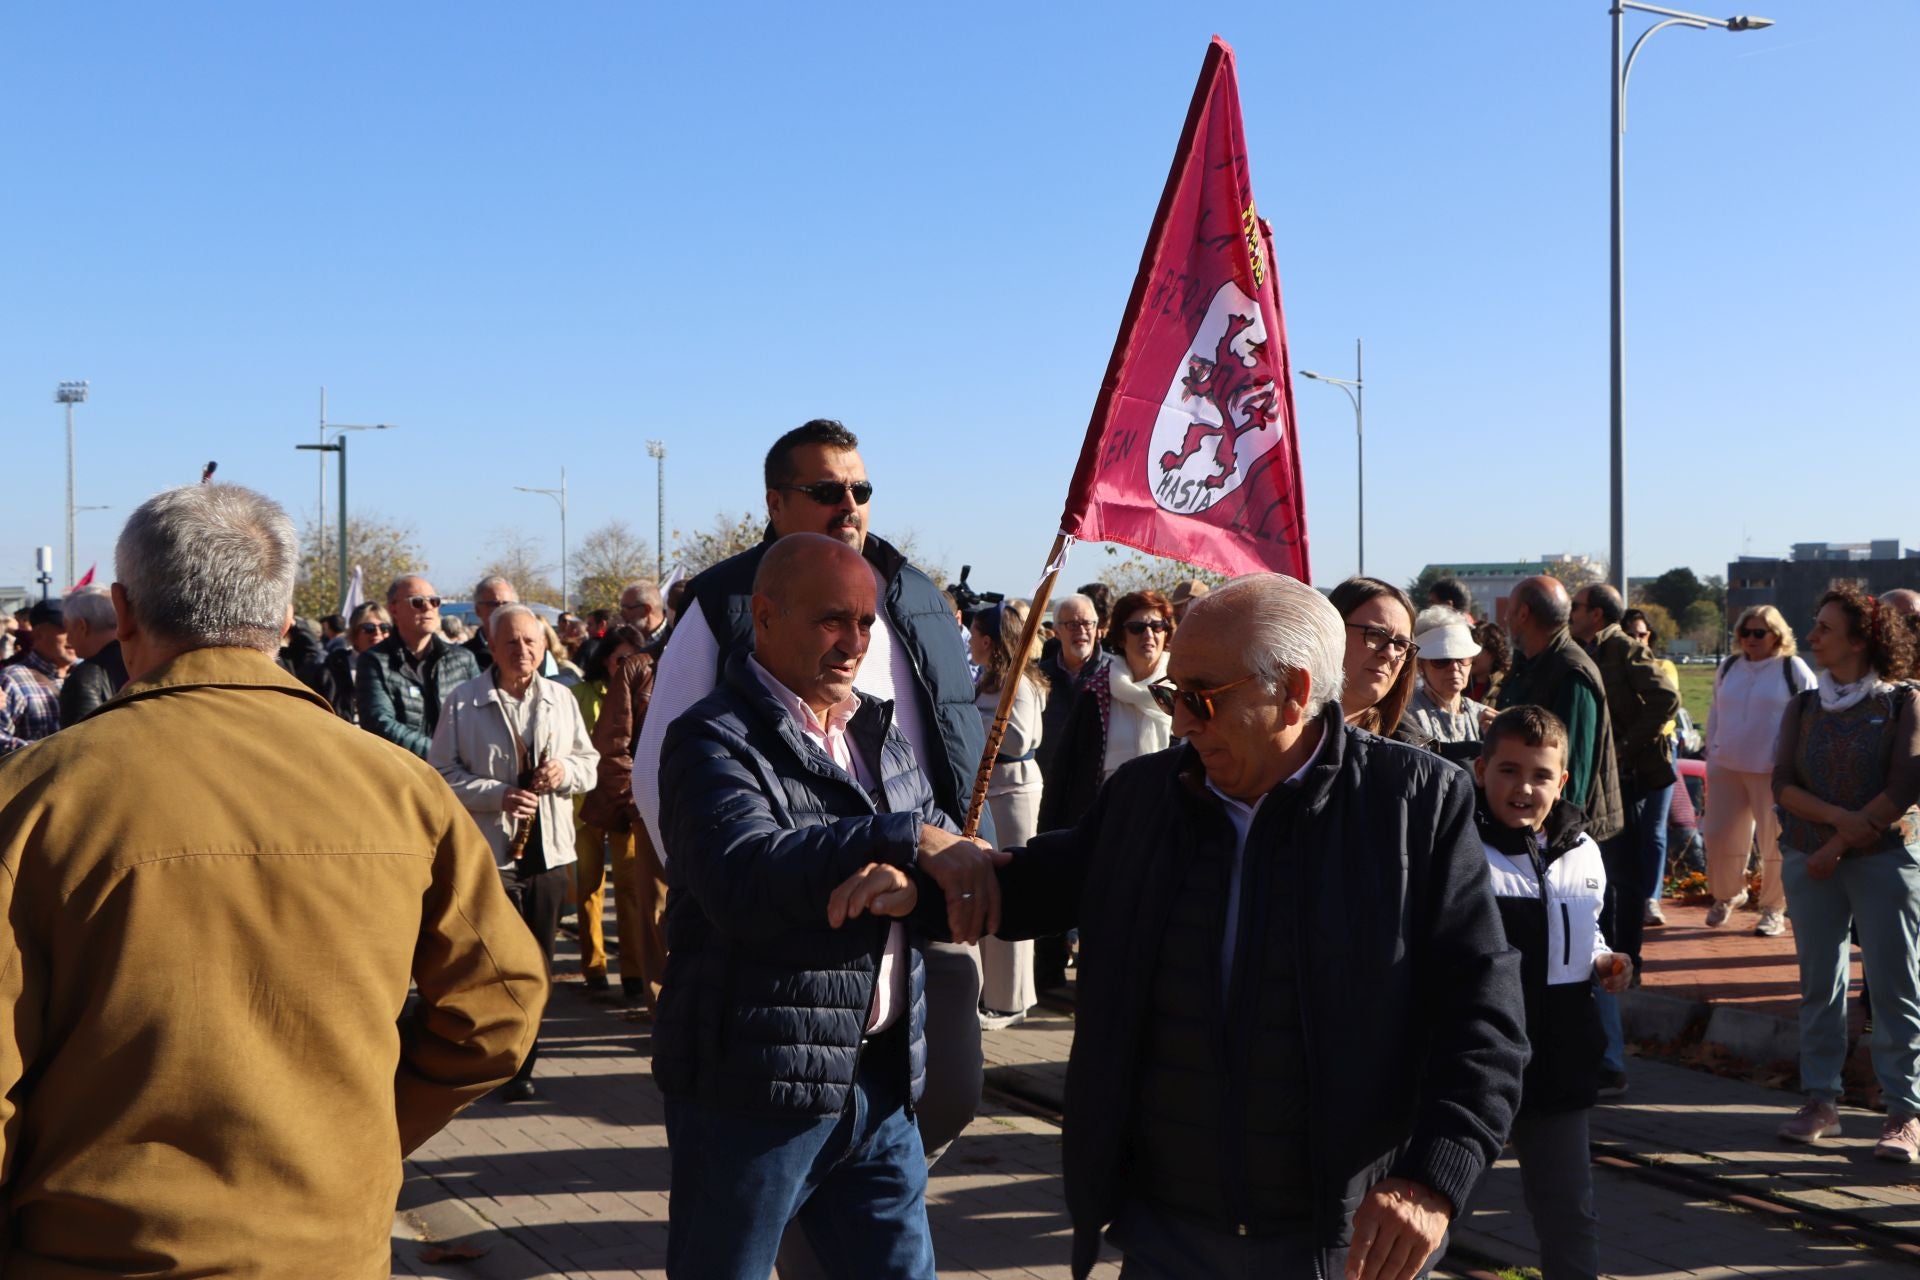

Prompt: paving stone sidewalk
[391,965,1120,1280]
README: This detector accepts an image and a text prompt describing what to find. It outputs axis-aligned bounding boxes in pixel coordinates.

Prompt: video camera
[946,565,1004,625]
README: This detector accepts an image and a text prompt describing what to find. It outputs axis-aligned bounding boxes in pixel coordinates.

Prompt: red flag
[1060,36,1309,581]
[70,565,95,590]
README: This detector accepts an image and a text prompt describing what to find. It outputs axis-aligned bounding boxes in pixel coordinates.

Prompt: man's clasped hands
[825,825,1012,943]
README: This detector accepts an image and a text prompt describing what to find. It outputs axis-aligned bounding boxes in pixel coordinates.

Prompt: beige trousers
[979,786,1041,1015]
[1702,764,1786,912]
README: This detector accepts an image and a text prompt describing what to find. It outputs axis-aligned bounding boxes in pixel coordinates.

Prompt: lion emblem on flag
[1147,280,1282,516]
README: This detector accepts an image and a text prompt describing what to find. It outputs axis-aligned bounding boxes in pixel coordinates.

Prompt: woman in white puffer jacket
[1703,604,1816,935]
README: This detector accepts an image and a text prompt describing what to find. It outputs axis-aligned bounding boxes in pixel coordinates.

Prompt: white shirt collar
[748,654,859,736]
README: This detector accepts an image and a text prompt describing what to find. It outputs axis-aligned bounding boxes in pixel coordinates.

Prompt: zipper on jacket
[1561,901,1573,970]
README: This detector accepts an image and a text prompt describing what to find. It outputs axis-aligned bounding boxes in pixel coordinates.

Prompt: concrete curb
[1701,1003,1801,1068]
[393,1167,569,1280]
[1619,989,1710,1045]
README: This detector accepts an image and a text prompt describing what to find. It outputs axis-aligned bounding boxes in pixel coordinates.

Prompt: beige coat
[430,670,599,870]
[0,647,548,1278]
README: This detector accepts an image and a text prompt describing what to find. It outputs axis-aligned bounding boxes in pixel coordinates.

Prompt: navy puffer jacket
[654,652,960,1115]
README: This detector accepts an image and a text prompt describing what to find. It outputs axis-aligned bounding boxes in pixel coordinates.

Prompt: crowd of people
[0,421,1917,1279]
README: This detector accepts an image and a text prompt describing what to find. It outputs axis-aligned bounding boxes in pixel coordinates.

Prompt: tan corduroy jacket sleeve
[395,788,552,1153]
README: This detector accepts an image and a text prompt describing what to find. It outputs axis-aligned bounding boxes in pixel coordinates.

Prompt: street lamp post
[55,381,88,589]
[646,440,667,581]
[1300,340,1365,577]
[516,469,569,608]
[1609,3,1772,594]
[316,387,397,571]
[296,422,395,611]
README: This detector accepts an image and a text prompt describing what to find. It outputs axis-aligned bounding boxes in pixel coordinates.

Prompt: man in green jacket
[357,573,481,757]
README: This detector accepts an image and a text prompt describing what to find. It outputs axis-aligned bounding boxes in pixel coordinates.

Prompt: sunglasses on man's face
[407,595,442,611]
[358,622,393,636]
[1149,673,1258,722]
[777,480,874,506]
[1123,618,1172,637]
[1739,627,1770,640]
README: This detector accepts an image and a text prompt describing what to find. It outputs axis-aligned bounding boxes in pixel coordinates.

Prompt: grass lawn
[1676,663,1717,726]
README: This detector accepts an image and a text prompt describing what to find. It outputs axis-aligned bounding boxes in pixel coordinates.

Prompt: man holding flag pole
[969,37,1528,1280]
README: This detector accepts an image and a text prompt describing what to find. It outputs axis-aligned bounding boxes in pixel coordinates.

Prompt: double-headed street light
[1300,340,1365,577]
[297,422,397,612]
[1609,4,1772,593]
[516,469,569,608]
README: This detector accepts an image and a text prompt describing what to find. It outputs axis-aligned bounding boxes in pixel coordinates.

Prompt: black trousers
[502,861,568,1084]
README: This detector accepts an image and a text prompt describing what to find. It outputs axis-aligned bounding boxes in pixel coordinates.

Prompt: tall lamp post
[55,381,88,588]
[1300,340,1365,577]
[1609,4,1771,593]
[646,440,667,581]
[296,423,396,611]
[315,388,396,570]
[516,469,569,608]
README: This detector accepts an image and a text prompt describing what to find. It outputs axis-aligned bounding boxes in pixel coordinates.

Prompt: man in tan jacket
[0,484,549,1279]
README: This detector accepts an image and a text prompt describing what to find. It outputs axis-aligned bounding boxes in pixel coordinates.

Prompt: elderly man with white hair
[0,484,547,1275]
[56,583,128,724]
[992,573,1527,1280]
[432,602,599,1102]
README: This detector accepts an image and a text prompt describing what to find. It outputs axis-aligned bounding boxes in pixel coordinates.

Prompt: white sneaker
[1644,898,1668,926]
[1754,910,1787,937]
[1705,891,1749,927]
[978,1008,1027,1031]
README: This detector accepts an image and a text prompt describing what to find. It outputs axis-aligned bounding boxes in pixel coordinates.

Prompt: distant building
[1415,556,1605,623]
[1727,540,1920,646]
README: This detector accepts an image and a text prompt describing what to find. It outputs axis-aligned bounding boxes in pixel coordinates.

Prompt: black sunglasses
[777,480,874,506]
[358,622,393,636]
[1123,618,1172,637]
[1149,673,1258,721]
[1739,627,1770,640]
[407,595,443,611]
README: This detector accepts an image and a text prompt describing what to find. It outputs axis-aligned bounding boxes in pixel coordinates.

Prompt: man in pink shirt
[653,533,1003,1280]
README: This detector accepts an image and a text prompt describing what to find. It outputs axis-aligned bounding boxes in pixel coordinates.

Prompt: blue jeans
[1780,844,1920,1115]
[664,1046,935,1280]
[1638,783,1674,901]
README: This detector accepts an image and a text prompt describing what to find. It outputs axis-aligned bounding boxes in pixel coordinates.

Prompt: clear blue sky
[3,2,1913,601]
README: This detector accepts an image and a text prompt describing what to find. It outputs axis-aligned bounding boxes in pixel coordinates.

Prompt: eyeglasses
[357,622,393,636]
[1056,619,1098,632]
[1739,627,1770,640]
[407,595,443,611]
[1123,618,1172,637]
[1149,673,1259,721]
[1347,622,1418,659]
[776,480,874,506]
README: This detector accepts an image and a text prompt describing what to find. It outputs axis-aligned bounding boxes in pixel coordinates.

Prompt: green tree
[1700,573,1728,614]
[294,515,427,620]
[1680,599,1724,651]
[1543,556,1607,592]
[573,520,655,613]
[1647,567,1705,619]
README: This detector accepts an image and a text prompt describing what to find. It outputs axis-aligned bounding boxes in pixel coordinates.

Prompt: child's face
[1475,737,1568,830]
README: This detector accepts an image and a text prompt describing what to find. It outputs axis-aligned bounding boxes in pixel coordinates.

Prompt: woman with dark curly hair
[1468,621,1511,705]
[1772,586,1920,1158]
[1328,576,1421,742]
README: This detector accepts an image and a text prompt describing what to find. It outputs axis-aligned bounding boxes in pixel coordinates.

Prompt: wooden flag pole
[962,531,1070,842]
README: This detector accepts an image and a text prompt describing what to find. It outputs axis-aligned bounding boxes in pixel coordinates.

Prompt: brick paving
[393,915,1907,1279]
[1639,899,1860,1020]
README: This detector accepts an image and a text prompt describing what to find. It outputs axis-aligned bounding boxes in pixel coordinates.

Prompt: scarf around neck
[1819,672,1890,714]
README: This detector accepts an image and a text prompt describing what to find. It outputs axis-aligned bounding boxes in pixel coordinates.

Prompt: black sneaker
[582,973,611,993]
[1597,1070,1629,1099]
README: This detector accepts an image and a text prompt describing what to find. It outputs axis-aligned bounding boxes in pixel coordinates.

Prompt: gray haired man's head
[114,485,297,655]
[1182,573,1346,716]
